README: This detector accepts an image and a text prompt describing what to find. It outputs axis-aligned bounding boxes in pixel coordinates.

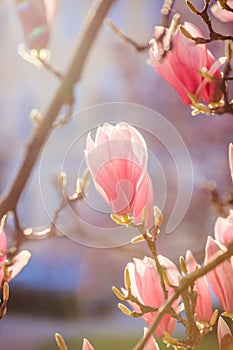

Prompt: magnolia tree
[1,0,233,349]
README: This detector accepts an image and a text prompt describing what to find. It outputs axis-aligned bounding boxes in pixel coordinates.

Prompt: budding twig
[133,241,233,350]
[105,18,149,51]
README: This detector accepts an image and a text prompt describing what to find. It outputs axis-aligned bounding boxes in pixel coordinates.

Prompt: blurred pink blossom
[150,22,223,105]
[85,122,154,229]
[185,250,212,322]
[82,338,94,350]
[205,236,233,312]
[0,229,31,285]
[214,144,233,245]
[214,210,233,245]
[124,256,180,338]
[13,0,58,49]
[218,317,233,350]
[211,1,233,22]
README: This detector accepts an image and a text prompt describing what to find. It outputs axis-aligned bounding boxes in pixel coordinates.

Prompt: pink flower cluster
[149,21,225,106]
[85,123,233,345]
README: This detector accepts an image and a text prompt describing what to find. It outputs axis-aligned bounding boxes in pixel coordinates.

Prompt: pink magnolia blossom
[218,317,233,350]
[211,1,233,22]
[214,210,233,245]
[13,0,58,49]
[205,236,233,312]
[85,122,154,229]
[185,250,212,322]
[124,256,180,338]
[149,22,224,105]
[0,229,31,284]
[82,338,94,350]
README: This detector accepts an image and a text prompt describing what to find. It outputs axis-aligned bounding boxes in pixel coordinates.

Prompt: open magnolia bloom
[0,229,31,284]
[149,20,225,106]
[123,256,180,338]
[205,236,233,313]
[85,122,154,229]
[211,0,233,22]
[13,0,58,50]
[218,317,233,350]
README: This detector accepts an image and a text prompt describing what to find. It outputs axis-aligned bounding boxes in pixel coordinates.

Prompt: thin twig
[105,19,149,51]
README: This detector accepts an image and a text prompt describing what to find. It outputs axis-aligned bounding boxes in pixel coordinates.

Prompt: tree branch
[0,0,115,218]
[133,241,233,350]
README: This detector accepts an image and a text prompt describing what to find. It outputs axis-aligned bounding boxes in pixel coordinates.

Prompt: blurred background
[0,0,233,349]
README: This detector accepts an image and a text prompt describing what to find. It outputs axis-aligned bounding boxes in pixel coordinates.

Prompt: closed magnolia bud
[85,122,154,229]
[14,0,57,50]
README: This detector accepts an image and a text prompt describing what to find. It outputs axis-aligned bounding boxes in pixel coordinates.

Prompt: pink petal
[133,170,154,229]
[85,132,95,152]
[82,338,95,350]
[214,210,233,245]
[171,23,205,93]
[126,256,179,338]
[218,317,231,350]
[229,143,233,181]
[43,0,58,24]
[0,231,7,264]
[152,55,191,105]
[8,250,31,281]
[205,237,233,312]
[186,250,212,321]
[211,1,233,22]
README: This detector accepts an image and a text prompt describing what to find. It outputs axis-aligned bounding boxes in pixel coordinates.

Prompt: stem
[137,225,168,300]
[133,242,233,350]
[0,0,115,219]
[181,288,199,345]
